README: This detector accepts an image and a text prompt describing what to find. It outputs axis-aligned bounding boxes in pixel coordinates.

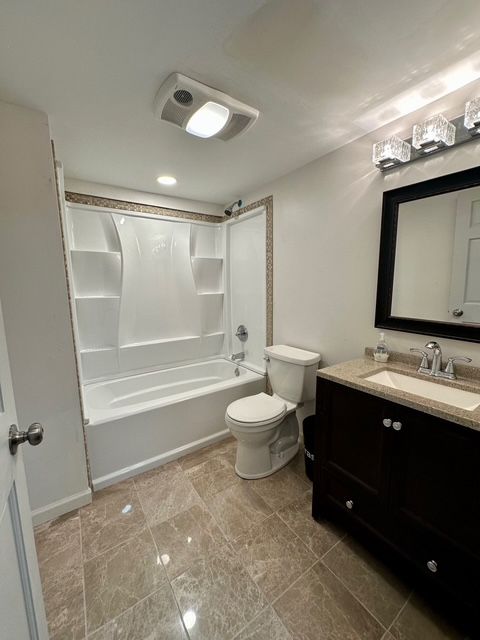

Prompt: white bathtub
[83,359,265,489]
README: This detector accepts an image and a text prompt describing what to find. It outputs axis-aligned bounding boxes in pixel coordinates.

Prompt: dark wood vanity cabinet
[313,378,480,625]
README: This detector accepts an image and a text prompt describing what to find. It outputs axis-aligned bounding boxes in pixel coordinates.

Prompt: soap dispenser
[374,332,389,363]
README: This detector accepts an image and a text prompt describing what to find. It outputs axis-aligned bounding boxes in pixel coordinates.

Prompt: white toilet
[225,344,321,479]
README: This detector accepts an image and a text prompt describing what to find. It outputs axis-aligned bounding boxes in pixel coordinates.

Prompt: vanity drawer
[324,473,387,532]
[405,529,480,605]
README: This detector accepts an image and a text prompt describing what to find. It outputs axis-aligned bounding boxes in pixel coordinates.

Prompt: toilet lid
[227,392,286,423]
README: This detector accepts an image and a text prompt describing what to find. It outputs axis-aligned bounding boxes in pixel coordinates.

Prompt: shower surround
[64,200,269,488]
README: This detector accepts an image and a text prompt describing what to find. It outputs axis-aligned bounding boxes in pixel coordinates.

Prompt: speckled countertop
[316,349,480,433]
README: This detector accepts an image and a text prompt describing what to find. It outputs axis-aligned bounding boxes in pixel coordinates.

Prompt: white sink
[365,370,480,412]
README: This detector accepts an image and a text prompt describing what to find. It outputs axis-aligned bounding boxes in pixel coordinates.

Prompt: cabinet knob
[345,499,354,510]
[383,418,392,428]
[427,560,438,573]
[392,421,402,431]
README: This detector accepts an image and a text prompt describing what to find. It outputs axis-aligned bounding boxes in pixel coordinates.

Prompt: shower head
[224,199,243,216]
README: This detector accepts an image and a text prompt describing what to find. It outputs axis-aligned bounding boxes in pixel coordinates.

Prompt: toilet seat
[226,392,286,427]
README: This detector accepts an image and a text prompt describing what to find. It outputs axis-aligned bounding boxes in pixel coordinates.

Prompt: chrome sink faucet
[410,341,472,380]
[425,341,443,376]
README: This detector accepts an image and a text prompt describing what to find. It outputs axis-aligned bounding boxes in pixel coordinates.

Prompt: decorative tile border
[65,192,274,348]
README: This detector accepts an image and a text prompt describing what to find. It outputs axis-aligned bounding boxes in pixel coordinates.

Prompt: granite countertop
[316,349,480,433]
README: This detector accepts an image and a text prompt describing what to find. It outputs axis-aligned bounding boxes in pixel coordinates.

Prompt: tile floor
[35,437,469,640]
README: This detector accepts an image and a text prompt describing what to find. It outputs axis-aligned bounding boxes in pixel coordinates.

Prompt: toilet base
[235,440,299,479]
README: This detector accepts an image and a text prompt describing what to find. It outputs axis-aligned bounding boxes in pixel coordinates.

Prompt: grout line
[77,515,88,638]
[385,590,413,635]
[320,561,388,633]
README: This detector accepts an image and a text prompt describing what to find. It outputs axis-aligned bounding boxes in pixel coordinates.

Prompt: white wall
[65,178,224,217]
[244,124,480,367]
[0,101,90,523]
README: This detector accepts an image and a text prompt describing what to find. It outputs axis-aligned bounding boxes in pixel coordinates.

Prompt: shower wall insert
[63,192,272,488]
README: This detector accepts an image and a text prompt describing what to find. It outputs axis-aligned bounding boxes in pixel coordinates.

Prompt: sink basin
[365,370,480,411]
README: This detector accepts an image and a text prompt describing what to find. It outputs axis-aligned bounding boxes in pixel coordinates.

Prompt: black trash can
[302,415,316,482]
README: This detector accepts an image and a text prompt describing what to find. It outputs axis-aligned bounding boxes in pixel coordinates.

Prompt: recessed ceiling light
[186,101,230,138]
[157,175,177,186]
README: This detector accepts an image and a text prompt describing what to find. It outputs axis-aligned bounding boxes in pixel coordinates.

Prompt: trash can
[302,415,316,482]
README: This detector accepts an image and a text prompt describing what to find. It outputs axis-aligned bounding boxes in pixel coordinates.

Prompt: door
[449,187,480,323]
[0,295,48,639]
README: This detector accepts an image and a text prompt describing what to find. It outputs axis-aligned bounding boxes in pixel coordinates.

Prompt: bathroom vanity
[312,355,480,628]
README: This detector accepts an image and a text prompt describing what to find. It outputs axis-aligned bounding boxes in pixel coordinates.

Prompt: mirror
[375,167,480,343]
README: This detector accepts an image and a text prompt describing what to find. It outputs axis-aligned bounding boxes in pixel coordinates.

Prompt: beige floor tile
[185,455,239,499]
[277,492,344,556]
[80,480,146,561]
[84,528,168,633]
[248,467,310,511]
[323,537,410,627]
[150,503,226,579]
[274,562,384,640]
[389,594,467,640]
[233,606,292,640]
[35,511,85,640]
[205,482,272,540]
[171,544,267,640]
[178,437,236,471]
[88,584,187,640]
[134,462,201,526]
[234,514,316,602]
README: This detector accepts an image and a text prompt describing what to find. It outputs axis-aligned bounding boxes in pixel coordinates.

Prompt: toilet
[225,344,321,479]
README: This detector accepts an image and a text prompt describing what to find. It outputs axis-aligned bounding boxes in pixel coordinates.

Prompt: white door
[0,295,48,639]
[449,187,480,323]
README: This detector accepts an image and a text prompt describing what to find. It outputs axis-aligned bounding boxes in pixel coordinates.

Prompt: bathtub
[83,358,265,489]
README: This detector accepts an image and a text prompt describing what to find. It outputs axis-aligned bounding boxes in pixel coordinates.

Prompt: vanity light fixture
[156,175,177,186]
[412,114,456,154]
[373,101,480,171]
[372,135,411,169]
[464,97,480,135]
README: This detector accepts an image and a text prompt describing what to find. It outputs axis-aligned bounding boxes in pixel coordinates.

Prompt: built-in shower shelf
[197,291,224,296]
[191,256,223,262]
[121,335,200,348]
[75,295,120,300]
[80,346,117,354]
[71,249,121,256]
[203,331,224,338]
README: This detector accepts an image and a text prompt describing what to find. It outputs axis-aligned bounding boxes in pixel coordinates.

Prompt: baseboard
[31,488,92,526]
[93,429,231,491]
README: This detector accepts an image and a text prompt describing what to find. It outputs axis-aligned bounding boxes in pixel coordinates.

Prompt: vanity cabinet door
[316,380,394,522]
[389,407,480,562]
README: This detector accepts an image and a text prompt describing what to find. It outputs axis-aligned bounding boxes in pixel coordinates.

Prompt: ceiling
[1,0,480,205]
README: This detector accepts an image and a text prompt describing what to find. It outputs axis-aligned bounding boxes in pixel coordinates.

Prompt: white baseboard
[93,429,231,491]
[31,488,92,526]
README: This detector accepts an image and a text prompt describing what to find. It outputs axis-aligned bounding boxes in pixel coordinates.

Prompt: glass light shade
[372,135,411,168]
[186,101,229,138]
[412,114,455,151]
[156,175,177,185]
[464,98,480,132]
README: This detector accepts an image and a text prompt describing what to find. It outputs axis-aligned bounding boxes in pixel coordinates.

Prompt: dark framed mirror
[375,166,480,343]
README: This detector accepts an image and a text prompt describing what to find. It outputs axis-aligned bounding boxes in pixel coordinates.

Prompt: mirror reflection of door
[449,188,480,324]
[391,186,480,326]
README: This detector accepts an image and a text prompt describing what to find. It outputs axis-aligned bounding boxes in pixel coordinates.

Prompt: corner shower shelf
[191,256,223,262]
[75,295,120,300]
[71,249,121,256]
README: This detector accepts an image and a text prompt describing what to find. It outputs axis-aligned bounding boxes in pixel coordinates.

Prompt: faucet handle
[410,348,429,369]
[444,356,472,374]
[425,341,441,351]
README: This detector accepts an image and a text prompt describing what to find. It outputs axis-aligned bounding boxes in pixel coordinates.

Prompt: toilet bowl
[225,345,321,479]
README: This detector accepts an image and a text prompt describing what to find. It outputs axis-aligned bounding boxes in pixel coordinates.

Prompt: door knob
[427,559,438,573]
[9,423,44,455]
[392,421,402,431]
[383,418,392,428]
[345,499,354,510]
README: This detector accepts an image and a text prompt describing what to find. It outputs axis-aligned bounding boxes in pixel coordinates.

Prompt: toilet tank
[264,345,321,403]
